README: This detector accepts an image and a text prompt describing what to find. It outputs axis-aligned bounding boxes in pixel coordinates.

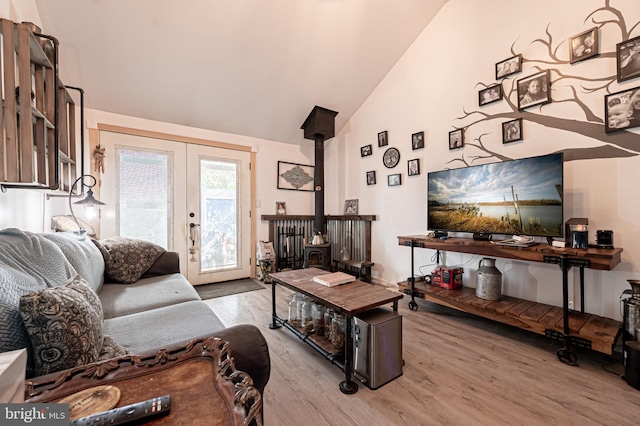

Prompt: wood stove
[303,243,332,269]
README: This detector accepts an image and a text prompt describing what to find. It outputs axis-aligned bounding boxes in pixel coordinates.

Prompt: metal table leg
[557,254,578,365]
[269,281,280,329]
[408,241,418,311]
[339,314,358,394]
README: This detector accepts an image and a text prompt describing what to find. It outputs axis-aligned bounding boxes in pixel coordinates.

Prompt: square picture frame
[407,159,420,176]
[388,173,401,186]
[517,70,551,110]
[479,84,503,106]
[276,201,286,215]
[360,144,372,157]
[495,54,522,80]
[344,199,359,215]
[378,130,388,147]
[411,131,424,150]
[604,86,640,133]
[448,129,464,150]
[617,35,640,83]
[502,118,523,144]
[277,161,314,191]
[366,170,376,185]
[569,27,598,64]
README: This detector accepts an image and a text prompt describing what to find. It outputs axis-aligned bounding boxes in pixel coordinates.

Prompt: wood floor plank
[204,282,640,425]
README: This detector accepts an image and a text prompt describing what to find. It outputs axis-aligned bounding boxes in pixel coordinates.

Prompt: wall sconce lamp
[69,175,105,231]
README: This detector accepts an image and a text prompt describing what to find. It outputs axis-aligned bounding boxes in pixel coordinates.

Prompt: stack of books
[312,272,356,287]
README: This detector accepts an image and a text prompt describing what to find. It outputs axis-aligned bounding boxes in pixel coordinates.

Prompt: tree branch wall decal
[452,0,639,166]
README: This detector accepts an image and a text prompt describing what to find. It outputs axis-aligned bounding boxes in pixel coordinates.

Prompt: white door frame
[95,123,257,279]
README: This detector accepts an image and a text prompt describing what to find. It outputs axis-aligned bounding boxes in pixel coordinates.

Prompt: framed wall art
[495,54,522,80]
[344,199,359,215]
[382,147,400,168]
[412,131,424,150]
[388,173,401,186]
[617,35,640,83]
[502,118,523,143]
[408,159,420,176]
[517,70,551,110]
[604,86,640,133]
[277,161,314,191]
[569,27,598,64]
[361,144,372,157]
[378,130,388,147]
[479,84,502,106]
[366,170,376,185]
[276,202,286,215]
[448,129,463,150]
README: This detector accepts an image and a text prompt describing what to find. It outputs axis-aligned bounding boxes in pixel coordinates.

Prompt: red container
[433,266,463,290]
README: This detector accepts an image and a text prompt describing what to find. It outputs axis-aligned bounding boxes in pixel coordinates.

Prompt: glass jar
[301,299,315,333]
[331,313,346,351]
[288,293,304,327]
[312,303,325,336]
[324,309,334,342]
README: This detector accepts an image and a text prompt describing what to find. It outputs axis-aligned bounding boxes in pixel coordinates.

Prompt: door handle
[189,223,200,246]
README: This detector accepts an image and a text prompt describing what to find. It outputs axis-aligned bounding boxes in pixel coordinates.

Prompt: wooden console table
[397,235,623,365]
[268,268,403,394]
[25,337,262,426]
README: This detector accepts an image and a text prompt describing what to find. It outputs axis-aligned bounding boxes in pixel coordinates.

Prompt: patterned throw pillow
[19,275,105,376]
[93,238,165,284]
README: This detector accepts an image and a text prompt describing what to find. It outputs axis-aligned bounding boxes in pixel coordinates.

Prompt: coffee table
[269,268,403,394]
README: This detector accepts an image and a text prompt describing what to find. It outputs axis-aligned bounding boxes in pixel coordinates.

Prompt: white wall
[331,0,640,320]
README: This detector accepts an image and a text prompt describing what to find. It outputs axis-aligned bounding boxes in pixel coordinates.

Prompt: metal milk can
[622,279,640,342]
[476,257,502,300]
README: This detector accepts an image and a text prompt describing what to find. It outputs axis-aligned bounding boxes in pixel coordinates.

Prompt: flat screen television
[427,153,563,237]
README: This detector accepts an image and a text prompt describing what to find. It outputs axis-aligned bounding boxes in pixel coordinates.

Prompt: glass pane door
[200,158,239,271]
[186,144,251,284]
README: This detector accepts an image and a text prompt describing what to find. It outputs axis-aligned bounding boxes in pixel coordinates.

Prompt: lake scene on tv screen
[428,154,563,237]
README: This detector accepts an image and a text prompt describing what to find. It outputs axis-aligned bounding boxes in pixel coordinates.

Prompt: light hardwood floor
[204,282,640,425]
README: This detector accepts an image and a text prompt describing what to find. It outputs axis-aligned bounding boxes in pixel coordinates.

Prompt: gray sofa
[0,228,270,394]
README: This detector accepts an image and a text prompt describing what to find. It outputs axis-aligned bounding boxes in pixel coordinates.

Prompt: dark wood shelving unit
[397,235,623,360]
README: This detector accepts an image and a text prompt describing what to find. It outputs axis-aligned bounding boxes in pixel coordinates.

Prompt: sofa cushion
[0,229,75,359]
[40,231,105,293]
[103,301,225,355]
[19,275,105,376]
[99,273,201,319]
[93,238,165,284]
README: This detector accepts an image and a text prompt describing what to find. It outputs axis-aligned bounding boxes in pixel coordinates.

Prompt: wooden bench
[332,259,374,283]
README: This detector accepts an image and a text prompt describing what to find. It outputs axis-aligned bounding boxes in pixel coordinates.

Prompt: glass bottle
[301,299,315,333]
[331,313,346,351]
[312,303,325,336]
[324,309,334,342]
[288,293,303,327]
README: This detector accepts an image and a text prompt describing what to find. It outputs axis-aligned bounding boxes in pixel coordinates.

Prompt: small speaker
[473,232,492,241]
[596,230,613,248]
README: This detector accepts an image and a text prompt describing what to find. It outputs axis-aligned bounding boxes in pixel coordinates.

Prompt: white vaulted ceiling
[34,0,448,144]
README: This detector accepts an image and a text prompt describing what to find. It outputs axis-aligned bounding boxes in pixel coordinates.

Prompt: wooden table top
[270,268,403,315]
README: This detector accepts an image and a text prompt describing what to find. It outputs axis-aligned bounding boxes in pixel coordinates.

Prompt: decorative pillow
[93,237,166,284]
[19,275,104,376]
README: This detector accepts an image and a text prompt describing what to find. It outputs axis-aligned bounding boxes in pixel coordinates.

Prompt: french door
[99,130,251,284]
[185,144,251,284]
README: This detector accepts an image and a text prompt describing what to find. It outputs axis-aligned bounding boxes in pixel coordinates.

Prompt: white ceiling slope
[34,1,448,144]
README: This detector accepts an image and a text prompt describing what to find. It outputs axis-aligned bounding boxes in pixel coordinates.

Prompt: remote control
[70,395,171,426]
